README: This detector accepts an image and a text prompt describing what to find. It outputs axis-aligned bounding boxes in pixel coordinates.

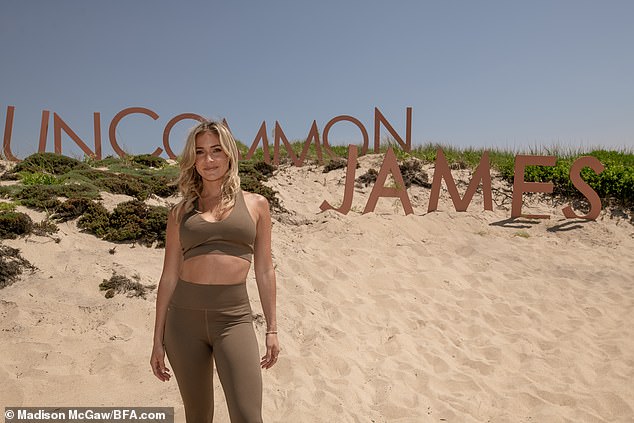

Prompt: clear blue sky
[1,0,633,159]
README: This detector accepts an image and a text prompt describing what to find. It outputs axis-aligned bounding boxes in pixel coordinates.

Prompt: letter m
[427,149,493,212]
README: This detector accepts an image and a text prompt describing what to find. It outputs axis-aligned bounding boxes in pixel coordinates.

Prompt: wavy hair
[173,120,241,220]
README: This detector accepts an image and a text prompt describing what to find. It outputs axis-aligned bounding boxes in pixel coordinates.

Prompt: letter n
[54,112,101,159]
[427,149,493,212]
[374,107,412,153]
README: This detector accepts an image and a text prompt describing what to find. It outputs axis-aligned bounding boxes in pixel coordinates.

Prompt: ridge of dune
[1,155,633,422]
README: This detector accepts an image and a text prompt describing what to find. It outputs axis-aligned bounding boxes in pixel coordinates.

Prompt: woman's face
[194,131,230,182]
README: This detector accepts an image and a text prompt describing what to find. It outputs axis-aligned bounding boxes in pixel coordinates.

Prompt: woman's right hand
[150,344,171,382]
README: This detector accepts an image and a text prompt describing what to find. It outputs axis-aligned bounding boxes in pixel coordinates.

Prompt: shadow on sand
[489,217,543,229]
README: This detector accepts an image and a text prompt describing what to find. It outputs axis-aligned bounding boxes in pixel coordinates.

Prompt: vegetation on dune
[99,272,156,299]
[0,211,33,239]
[11,152,88,175]
[0,245,36,289]
[246,139,632,209]
[238,161,284,212]
[496,150,634,208]
[1,142,630,252]
[0,152,284,247]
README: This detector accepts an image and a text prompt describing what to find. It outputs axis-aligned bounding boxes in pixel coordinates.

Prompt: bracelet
[266,331,278,335]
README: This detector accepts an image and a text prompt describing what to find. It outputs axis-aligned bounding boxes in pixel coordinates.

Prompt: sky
[1,0,633,160]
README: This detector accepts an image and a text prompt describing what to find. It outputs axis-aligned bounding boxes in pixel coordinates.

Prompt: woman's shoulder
[241,190,271,219]
[241,190,269,207]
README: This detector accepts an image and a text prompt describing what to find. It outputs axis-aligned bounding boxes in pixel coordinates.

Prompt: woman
[150,120,280,423]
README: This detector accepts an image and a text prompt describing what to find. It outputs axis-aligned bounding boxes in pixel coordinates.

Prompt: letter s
[562,156,604,220]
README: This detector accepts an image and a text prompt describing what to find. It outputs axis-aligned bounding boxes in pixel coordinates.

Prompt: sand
[1,155,633,422]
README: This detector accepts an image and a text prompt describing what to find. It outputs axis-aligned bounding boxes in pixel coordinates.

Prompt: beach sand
[1,155,633,422]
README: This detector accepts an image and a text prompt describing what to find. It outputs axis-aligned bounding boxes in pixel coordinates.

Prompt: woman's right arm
[150,209,183,381]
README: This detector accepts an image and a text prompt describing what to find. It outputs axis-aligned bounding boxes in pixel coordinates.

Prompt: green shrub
[356,168,378,187]
[143,175,178,198]
[20,172,60,186]
[0,245,37,289]
[94,174,149,199]
[145,206,169,248]
[499,151,634,207]
[105,200,146,242]
[32,219,59,236]
[99,272,155,299]
[77,202,110,237]
[323,158,347,173]
[0,202,17,212]
[399,158,430,188]
[238,161,267,181]
[130,154,167,168]
[90,155,122,168]
[0,211,33,239]
[13,185,62,211]
[238,161,283,211]
[240,175,282,211]
[53,198,105,222]
[78,200,169,247]
[12,152,88,175]
[252,161,276,177]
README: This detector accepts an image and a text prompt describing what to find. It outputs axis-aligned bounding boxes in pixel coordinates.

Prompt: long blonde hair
[173,120,241,220]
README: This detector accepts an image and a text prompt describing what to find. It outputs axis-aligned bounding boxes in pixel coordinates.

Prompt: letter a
[363,147,414,215]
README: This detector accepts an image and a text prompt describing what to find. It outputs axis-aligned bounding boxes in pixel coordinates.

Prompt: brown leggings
[164,279,263,423]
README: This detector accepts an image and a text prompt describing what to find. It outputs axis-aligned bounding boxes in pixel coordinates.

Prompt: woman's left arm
[251,193,280,369]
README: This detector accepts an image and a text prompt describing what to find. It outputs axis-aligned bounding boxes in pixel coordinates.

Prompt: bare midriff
[180,254,251,285]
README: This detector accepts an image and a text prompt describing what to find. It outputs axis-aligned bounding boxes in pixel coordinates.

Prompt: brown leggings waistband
[169,279,249,310]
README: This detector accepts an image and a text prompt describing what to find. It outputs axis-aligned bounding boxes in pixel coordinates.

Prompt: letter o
[323,115,369,157]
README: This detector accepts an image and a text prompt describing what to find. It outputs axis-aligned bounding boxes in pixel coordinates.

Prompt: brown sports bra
[180,190,256,262]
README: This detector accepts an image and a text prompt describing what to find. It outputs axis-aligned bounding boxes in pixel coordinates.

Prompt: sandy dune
[1,155,633,422]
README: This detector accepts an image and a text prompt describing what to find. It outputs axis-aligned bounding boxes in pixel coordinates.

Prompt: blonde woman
[150,120,279,423]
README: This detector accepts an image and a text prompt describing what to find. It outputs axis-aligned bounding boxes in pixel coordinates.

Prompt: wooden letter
[244,121,271,163]
[374,107,412,153]
[323,115,369,157]
[562,156,604,220]
[93,112,102,160]
[109,107,162,158]
[272,120,323,166]
[363,147,414,215]
[53,112,101,158]
[511,155,556,219]
[299,120,323,165]
[428,149,493,212]
[320,145,358,214]
[2,106,19,161]
[38,110,50,154]
[162,113,205,159]
[273,121,301,166]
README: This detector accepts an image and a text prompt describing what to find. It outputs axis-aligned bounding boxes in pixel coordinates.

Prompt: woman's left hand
[261,333,280,369]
